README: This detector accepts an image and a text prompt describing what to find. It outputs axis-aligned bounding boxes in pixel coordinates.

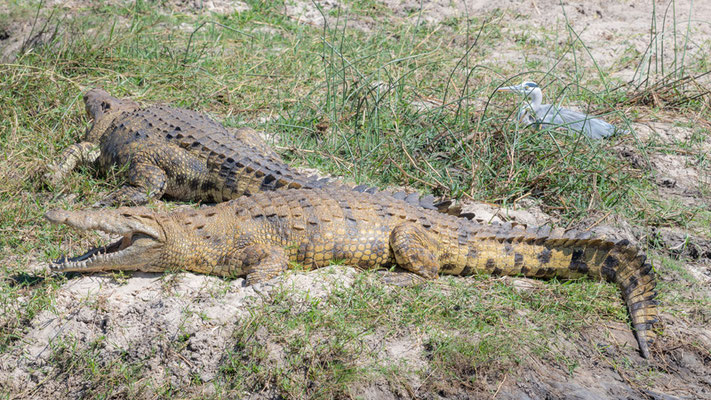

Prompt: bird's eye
[526,83,538,88]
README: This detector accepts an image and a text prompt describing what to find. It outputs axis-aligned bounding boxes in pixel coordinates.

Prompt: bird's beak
[497,84,525,94]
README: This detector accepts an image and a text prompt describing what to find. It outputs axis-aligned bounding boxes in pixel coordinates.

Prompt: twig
[389,157,439,189]
[492,373,507,399]
[398,141,448,189]
[585,211,613,231]
[530,0,541,15]
[173,349,195,369]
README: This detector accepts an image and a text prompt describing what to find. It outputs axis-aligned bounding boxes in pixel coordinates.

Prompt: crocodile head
[83,88,138,120]
[83,88,140,141]
[45,207,168,273]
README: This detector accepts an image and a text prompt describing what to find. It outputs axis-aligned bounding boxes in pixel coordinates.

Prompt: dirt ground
[1,0,710,399]
[2,258,710,399]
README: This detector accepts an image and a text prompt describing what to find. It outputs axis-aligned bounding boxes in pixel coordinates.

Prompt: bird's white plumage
[498,81,625,140]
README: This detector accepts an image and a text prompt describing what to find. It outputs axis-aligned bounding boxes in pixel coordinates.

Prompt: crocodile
[45,88,446,211]
[46,187,658,358]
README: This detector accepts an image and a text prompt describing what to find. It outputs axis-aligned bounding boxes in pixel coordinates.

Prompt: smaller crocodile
[46,89,446,211]
[47,187,658,358]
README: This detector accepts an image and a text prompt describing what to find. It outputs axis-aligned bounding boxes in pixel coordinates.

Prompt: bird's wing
[537,105,619,139]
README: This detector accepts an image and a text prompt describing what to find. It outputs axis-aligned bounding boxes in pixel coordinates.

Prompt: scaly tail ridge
[458,221,658,358]
[603,240,657,359]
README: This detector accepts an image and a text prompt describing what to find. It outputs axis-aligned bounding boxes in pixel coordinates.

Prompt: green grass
[1,0,707,224]
[2,257,703,398]
[0,0,709,397]
[216,271,628,397]
[41,335,149,399]
[653,256,711,344]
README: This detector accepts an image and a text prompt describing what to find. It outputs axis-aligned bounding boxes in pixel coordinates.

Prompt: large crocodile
[45,89,445,211]
[46,187,658,358]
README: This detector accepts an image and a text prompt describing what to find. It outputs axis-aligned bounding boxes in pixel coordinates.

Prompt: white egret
[498,81,626,140]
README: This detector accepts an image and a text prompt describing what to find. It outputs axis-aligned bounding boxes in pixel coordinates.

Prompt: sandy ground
[0,267,357,398]
[4,0,710,85]
[1,261,710,398]
[285,0,711,83]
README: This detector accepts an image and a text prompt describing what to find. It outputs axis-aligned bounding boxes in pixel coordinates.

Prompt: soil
[0,267,352,398]
[0,17,64,62]
[2,264,710,399]
[382,0,711,82]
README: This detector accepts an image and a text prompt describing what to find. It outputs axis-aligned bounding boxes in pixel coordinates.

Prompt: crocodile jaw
[45,209,166,273]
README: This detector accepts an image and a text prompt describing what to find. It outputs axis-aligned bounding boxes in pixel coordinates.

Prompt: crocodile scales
[45,89,445,211]
[46,187,658,358]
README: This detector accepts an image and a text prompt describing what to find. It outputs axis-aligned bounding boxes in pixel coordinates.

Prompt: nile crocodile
[45,89,446,211]
[46,187,658,358]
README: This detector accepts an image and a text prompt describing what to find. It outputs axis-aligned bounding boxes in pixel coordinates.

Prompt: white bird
[498,81,626,140]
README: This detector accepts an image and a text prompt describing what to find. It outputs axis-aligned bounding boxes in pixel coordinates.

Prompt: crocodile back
[98,105,323,201]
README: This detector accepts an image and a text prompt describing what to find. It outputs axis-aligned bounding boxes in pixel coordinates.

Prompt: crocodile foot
[377,269,427,287]
[93,187,152,207]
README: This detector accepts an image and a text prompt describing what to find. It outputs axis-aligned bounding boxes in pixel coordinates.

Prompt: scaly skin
[45,89,364,206]
[46,187,658,358]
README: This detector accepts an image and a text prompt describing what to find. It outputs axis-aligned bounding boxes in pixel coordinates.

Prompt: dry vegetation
[0,0,710,398]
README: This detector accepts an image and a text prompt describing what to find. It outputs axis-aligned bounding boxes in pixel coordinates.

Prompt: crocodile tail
[597,238,658,359]
[459,222,658,358]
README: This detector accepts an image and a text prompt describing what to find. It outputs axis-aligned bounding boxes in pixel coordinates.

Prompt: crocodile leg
[97,160,168,206]
[221,244,288,285]
[45,142,100,186]
[98,142,211,206]
[385,222,441,286]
